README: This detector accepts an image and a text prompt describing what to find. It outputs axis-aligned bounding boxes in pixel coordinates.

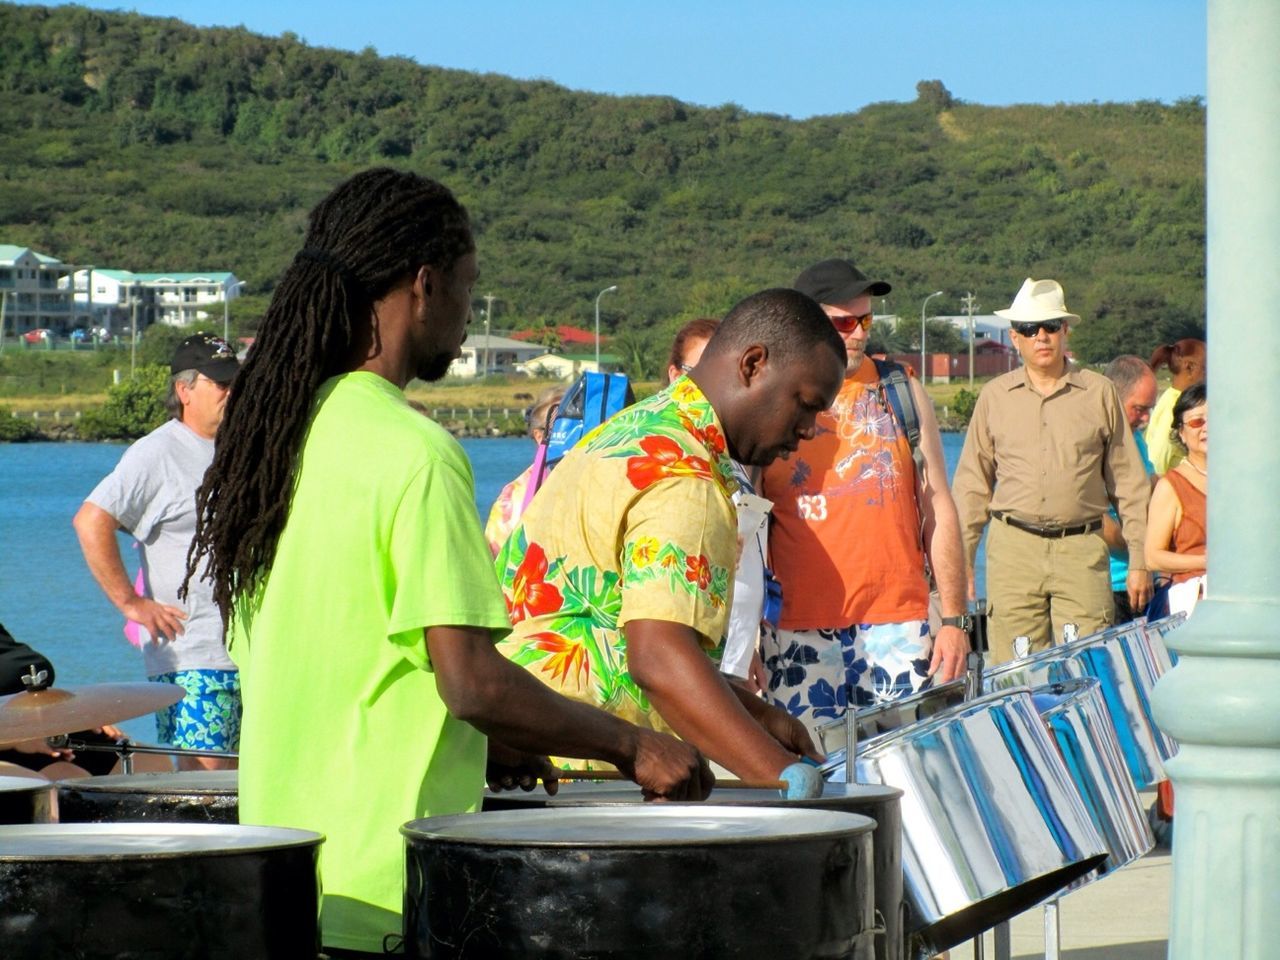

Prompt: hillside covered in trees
[0,3,1205,369]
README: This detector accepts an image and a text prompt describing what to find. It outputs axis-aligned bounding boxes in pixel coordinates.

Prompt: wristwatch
[939,615,973,632]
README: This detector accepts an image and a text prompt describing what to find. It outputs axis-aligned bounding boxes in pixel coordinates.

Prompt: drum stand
[50,735,238,772]
[971,624,1076,960]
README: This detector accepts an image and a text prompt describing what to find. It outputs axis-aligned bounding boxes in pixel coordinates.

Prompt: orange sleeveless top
[761,362,928,629]
[1164,468,1207,584]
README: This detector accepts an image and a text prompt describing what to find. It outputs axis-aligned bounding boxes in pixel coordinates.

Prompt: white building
[448,333,549,378]
[134,272,242,327]
[72,268,243,331]
[0,245,79,336]
[514,351,623,380]
[939,314,1013,348]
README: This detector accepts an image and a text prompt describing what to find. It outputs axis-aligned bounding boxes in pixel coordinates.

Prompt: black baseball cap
[793,259,892,305]
[170,333,240,381]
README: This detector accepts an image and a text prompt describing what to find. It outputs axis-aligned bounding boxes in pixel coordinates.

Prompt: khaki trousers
[985,518,1115,664]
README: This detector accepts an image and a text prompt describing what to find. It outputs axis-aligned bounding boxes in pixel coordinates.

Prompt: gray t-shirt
[87,419,234,675]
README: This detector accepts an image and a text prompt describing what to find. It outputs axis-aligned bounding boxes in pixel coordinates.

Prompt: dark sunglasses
[1180,416,1207,430]
[829,311,874,333]
[1011,319,1065,337]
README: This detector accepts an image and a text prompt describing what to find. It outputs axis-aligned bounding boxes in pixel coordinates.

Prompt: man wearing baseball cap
[951,279,1151,661]
[759,258,970,738]
[73,333,242,769]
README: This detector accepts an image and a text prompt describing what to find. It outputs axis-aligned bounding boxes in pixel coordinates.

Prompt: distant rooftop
[510,325,602,345]
[131,272,236,283]
[0,244,61,265]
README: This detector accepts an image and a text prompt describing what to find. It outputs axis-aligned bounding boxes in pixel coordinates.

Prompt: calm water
[0,433,977,742]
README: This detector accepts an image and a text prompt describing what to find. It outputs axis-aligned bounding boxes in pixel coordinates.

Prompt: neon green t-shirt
[232,372,512,953]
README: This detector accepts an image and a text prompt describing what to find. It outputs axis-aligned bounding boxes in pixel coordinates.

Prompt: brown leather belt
[991,510,1102,539]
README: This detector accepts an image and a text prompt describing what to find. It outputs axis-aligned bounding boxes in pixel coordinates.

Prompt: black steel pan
[404,805,878,960]
[0,822,321,959]
[0,774,56,824]
[483,781,904,960]
[57,770,238,824]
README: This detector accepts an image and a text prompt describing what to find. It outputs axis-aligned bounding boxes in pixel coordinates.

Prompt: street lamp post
[482,293,496,377]
[594,284,618,367]
[920,290,944,384]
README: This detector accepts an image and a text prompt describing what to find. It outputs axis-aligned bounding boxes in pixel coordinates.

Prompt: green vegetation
[0,2,1205,385]
[0,404,40,440]
[77,362,168,439]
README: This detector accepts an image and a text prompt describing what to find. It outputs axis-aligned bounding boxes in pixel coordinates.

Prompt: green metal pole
[1152,1,1280,957]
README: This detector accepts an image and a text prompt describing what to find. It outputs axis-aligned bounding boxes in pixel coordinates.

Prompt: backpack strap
[873,358,929,556]
[872,358,924,477]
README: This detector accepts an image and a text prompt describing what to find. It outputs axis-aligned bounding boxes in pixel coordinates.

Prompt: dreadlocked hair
[183,167,474,633]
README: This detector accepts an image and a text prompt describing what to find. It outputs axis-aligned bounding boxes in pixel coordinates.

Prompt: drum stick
[550,769,786,791]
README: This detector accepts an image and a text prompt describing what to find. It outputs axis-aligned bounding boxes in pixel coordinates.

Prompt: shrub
[78,365,170,440]
[951,388,979,424]
[0,407,40,442]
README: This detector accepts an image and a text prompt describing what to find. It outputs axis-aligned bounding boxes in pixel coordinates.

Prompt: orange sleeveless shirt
[761,361,929,629]
[1164,468,1207,584]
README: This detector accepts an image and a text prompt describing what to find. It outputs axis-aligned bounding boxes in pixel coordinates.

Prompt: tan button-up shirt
[952,364,1150,569]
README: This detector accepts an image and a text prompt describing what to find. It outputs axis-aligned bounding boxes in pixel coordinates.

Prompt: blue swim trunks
[149,668,242,752]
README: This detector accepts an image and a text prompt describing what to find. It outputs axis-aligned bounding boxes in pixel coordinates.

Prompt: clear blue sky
[27,0,1205,118]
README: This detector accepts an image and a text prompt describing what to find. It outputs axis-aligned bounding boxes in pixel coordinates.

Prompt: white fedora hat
[994,278,1080,325]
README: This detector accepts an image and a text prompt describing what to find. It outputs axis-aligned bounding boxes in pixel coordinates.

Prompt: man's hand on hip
[121,596,187,643]
[928,624,970,684]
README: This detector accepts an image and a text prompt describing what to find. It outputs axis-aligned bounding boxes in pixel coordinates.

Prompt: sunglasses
[1011,319,1065,337]
[1180,416,1207,430]
[828,311,874,333]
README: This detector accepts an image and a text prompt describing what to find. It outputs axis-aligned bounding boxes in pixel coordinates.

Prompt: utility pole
[129,287,138,378]
[482,293,495,377]
[961,291,980,389]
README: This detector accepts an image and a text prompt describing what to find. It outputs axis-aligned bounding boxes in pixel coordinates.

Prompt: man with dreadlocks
[185,168,711,957]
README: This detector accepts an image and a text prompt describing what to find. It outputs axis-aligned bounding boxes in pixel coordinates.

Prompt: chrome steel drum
[983,621,1177,789]
[57,770,238,824]
[404,805,878,960]
[0,822,322,958]
[483,781,905,960]
[814,679,969,779]
[0,775,56,824]
[854,687,1107,959]
[1031,678,1154,887]
[1147,612,1187,640]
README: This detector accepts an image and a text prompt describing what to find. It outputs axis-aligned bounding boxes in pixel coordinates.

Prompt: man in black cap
[73,334,241,770]
[759,259,969,736]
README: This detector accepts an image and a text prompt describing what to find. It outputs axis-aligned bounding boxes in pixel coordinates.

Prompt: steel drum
[814,679,970,780]
[1030,678,1153,887]
[57,770,238,824]
[983,621,1177,789]
[0,822,322,959]
[483,781,904,960]
[854,687,1108,959]
[0,775,56,824]
[404,805,878,960]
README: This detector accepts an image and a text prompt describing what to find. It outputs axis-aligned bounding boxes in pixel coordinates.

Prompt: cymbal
[0,682,184,743]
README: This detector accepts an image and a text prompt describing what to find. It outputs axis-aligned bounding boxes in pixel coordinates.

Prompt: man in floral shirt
[497,288,847,782]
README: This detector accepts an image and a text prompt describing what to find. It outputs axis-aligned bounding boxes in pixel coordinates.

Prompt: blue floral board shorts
[761,621,933,738]
[149,669,242,752]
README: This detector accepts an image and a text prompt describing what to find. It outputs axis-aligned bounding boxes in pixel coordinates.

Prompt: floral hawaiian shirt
[495,377,740,734]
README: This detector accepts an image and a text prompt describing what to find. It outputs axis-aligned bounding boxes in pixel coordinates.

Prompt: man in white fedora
[951,278,1151,662]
